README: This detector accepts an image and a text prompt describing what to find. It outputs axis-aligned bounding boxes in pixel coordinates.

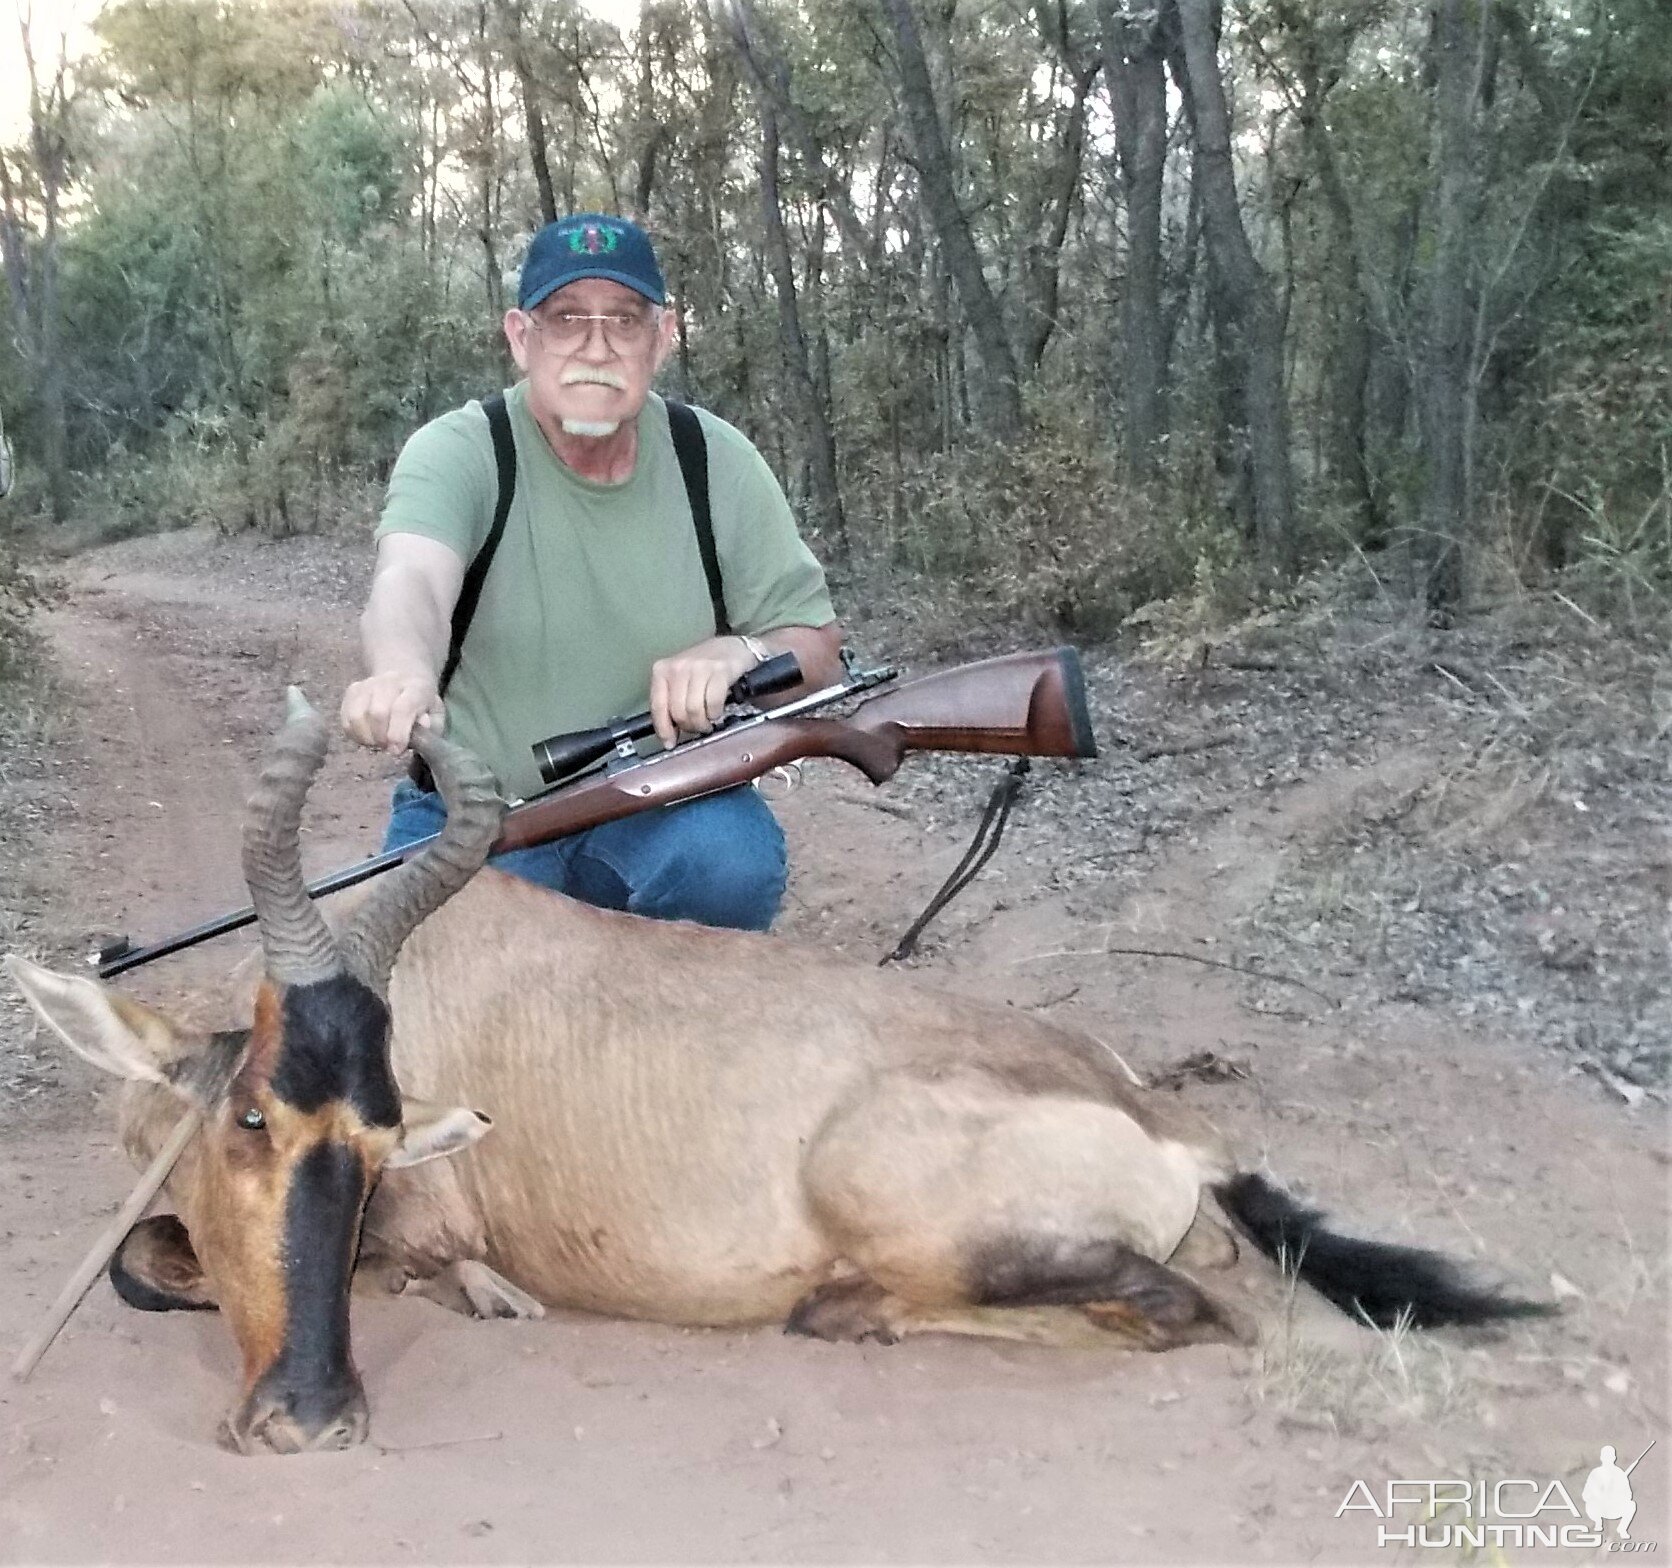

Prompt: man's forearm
[748,622,845,697]
[360,568,451,682]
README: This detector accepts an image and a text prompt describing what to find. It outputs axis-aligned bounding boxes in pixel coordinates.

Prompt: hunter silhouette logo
[1584,1443,1651,1540]
[568,222,620,256]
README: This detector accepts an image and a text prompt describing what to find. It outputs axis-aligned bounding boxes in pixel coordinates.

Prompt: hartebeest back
[8,697,1548,1453]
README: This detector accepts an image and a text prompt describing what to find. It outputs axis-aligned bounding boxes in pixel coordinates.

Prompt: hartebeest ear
[387,1100,493,1169]
[110,1214,218,1314]
[5,955,190,1086]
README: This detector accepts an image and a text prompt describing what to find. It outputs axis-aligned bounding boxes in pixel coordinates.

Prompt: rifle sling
[880,759,1030,964]
[410,394,727,794]
[666,399,731,638]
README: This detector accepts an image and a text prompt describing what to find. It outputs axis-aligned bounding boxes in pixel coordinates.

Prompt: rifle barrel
[96,844,427,979]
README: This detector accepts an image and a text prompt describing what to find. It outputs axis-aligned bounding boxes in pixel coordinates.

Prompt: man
[341,213,842,931]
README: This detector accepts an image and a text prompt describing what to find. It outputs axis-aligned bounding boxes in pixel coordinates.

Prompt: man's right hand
[341,672,445,754]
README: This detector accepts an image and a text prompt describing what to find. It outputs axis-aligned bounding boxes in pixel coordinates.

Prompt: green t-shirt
[376,384,836,801]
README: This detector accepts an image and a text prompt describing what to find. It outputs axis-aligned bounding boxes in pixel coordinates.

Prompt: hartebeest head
[7,692,504,1454]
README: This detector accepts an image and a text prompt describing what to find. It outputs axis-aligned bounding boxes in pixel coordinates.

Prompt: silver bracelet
[738,633,771,666]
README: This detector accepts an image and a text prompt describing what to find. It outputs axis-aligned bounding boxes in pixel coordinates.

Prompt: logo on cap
[568,222,621,256]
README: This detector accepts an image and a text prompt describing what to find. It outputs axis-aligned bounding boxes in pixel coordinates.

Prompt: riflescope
[532,652,803,786]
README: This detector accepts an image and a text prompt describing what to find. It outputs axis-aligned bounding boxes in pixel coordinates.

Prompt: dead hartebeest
[7,697,1546,1453]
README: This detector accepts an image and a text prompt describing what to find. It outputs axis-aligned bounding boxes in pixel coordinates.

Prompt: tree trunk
[730,0,872,272]
[1098,2,1170,476]
[632,17,661,219]
[1021,60,1095,372]
[880,0,1023,438]
[514,55,557,224]
[6,23,73,524]
[1170,0,1296,575]
[1201,232,1254,541]
[1294,63,1379,537]
[497,0,556,224]
[757,102,847,551]
[476,3,504,317]
[1419,0,1491,611]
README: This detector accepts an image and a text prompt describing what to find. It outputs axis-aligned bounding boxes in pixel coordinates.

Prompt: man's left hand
[648,635,758,747]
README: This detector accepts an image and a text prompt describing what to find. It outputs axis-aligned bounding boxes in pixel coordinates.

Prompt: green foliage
[0,544,55,687]
[0,0,1664,636]
[861,403,1238,638]
[293,85,405,245]
[1485,0,1672,606]
[1504,215,1672,607]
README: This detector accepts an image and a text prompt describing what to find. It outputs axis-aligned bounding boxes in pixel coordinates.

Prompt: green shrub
[0,544,55,687]
[849,406,1246,639]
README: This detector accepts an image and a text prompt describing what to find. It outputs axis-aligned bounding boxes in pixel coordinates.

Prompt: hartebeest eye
[237,1106,266,1131]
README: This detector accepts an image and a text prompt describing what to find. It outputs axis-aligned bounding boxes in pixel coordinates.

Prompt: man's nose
[575,319,616,359]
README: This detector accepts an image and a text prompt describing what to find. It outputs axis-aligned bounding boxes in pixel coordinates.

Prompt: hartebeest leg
[419,1260,545,1320]
[971,1235,1251,1348]
[359,1157,543,1320]
[797,1065,1247,1350]
[785,1251,1247,1350]
[786,1277,1133,1349]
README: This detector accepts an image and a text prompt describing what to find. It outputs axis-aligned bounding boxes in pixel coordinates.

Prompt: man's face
[505,279,675,439]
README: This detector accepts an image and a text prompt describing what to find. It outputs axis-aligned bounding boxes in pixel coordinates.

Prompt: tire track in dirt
[46,607,249,938]
[33,571,399,1016]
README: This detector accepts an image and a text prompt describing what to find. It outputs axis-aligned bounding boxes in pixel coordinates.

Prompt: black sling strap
[666,398,731,636]
[413,394,727,791]
[438,392,517,699]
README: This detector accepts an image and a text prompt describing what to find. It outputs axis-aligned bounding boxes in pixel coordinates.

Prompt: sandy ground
[0,530,1666,1565]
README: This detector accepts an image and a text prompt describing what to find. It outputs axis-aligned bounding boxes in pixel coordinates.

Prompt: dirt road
[0,530,1665,1564]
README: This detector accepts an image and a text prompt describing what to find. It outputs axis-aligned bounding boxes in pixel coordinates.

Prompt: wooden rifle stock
[492,647,1096,856]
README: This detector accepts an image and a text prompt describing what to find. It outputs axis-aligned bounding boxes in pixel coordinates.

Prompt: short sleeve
[375,405,496,563]
[701,413,837,635]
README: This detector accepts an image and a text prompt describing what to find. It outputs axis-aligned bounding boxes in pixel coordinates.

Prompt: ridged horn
[339,726,503,995]
[242,688,342,986]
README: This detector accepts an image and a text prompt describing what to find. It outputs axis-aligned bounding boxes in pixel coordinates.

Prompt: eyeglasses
[527,309,659,356]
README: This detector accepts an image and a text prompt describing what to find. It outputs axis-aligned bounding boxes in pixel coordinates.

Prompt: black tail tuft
[1214,1172,1554,1330]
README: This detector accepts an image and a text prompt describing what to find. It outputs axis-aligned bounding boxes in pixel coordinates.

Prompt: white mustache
[560,369,627,391]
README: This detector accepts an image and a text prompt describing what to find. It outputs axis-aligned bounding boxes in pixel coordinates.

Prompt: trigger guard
[754,763,802,801]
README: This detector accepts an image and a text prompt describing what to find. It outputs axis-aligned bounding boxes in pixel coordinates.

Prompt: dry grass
[1250,1273,1494,1439]
[0,646,77,1127]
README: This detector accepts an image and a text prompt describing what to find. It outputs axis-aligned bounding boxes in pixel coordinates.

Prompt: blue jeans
[381,778,787,932]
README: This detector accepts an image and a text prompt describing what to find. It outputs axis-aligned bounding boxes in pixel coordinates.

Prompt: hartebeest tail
[1215,1173,1553,1329]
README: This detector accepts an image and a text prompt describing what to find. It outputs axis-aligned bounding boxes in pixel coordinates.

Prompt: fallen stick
[1013,940,1338,1005]
[1138,732,1234,762]
[10,1103,204,1383]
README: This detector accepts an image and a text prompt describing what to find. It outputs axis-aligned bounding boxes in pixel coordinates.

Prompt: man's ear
[504,307,532,373]
[5,955,191,1085]
[653,302,679,373]
[388,1099,494,1169]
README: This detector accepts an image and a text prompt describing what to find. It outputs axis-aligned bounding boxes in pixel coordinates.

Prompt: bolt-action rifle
[96,646,1097,979]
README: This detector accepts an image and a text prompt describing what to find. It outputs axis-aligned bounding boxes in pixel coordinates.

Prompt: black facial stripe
[262,1140,366,1424]
[273,977,401,1126]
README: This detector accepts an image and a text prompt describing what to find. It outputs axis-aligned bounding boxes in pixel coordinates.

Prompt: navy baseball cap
[518,214,667,311]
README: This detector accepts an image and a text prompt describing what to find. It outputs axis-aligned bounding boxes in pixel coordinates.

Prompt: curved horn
[243,688,342,986]
[340,726,503,994]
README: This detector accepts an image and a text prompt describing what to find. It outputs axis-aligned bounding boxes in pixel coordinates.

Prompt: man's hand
[648,635,758,747]
[341,672,445,755]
